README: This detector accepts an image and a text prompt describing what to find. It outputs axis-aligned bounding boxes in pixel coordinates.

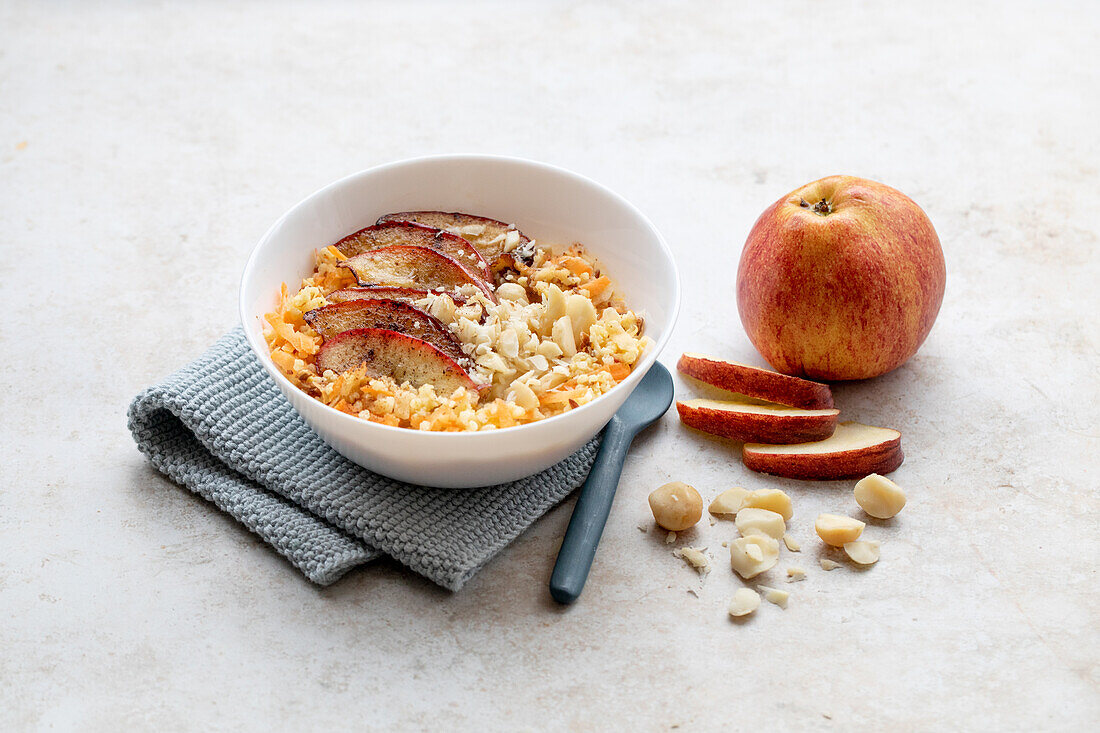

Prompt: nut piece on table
[735,508,786,540]
[730,535,780,579]
[758,585,789,609]
[815,514,865,546]
[787,566,807,582]
[648,481,703,532]
[819,558,842,571]
[708,487,793,521]
[854,473,907,519]
[783,534,801,552]
[743,488,793,521]
[728,588,761,618]
[674,547,710,574]
[709,487,750,516]
[843,540,881,565]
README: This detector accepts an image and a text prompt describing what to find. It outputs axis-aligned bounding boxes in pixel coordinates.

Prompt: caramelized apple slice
[333,221,491,281]
[742,422,903,480]
[338,245,495,300]
[377,211,531,265]
[326,286,466,307]
[304,299,470,367]
[315,328,480,394]
[677,397,839,444]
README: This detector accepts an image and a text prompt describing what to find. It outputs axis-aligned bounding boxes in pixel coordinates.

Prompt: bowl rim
[239,153,681,440]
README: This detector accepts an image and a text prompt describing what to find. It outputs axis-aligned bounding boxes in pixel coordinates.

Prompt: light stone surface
[2,1,1098,730]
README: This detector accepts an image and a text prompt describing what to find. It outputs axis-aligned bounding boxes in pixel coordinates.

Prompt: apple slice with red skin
[677,353,833,409]
[377,211,531,265]
[677,397,839,444]
[303,299,470,368]
[742,422,903,480]
[333,221,491,281]
[326,286,466,307]
[338,245,496,301]
[315,327,481,394]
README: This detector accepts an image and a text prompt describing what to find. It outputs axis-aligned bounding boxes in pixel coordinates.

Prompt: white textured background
[2,1,1097,730]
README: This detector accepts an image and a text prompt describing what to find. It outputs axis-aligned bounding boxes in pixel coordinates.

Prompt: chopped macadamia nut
[843,540,881,565]
[854,474,907,519]
[729,535,779,579]
[819,558,842,571]
[735,508,786,540]
[783,534,801,552]
[815,513,866,546]
[665,531,677,544]
[708,487,749,516]
[743,488,793,521]
[728,588,761,618]
[675,547,710,574]
[787,566,807,582]
[649,482,703,531]
[759,585,789,608]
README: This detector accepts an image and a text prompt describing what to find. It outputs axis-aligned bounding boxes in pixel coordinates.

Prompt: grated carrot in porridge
[263,216,650,431]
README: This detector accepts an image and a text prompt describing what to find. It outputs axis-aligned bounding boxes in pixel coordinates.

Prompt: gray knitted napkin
[127,327,601,590]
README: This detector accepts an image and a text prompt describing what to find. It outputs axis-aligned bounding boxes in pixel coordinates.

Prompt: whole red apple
[736,175,945,381]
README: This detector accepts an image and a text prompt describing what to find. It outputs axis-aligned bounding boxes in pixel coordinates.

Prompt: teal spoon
[550,361,674,604]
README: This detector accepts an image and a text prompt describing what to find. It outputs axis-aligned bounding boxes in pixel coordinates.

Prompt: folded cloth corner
[127,327,600,590]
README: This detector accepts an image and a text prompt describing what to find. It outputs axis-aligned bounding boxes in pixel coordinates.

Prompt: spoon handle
[550,418,634,604]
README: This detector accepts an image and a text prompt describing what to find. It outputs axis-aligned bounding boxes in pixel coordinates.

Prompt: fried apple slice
[333,221,491,281]
[303,299,470,367]
[677,353,834,409]
[742,422,903,480]
[325,286,466,307]
[677,397,839,444]
[377,211,531,265]
[338,245,495,300]
[315,328,480,394]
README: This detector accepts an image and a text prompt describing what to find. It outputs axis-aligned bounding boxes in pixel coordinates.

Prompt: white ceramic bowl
[240,155,680,487]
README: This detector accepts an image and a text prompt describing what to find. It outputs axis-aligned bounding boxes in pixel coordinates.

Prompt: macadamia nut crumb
[735,507,786,540]
[675,547,710,574]
[758,585,789,609]
[815,513,865,546]
[728,588,760,617]
[844,540,881,565]
[729,535,779,579]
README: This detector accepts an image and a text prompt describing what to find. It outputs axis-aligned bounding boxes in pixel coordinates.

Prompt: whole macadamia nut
[648,481,703,531]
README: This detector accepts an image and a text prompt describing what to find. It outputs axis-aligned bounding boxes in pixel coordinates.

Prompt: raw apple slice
[315,327,480,394]
[325,286,467,307]
[376,211,531,265]
[332,221,491,281]
[677,353,833,409]
[338,245,495,300]
[677,397,839,444]
[303,299,470,367]
[742,422,903,480]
